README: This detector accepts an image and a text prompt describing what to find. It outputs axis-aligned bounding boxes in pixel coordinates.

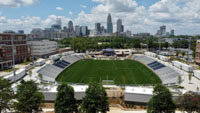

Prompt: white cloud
[80,5,87,8]
[69,11,73,15]
[0,15,72,33]
[56,7,63,11]
[0,0,37,7]
[1,0,200,35]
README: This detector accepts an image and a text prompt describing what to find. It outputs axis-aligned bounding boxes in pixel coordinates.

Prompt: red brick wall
[0,34,30,63]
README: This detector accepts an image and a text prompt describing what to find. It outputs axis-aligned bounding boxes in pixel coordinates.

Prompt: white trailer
[181,63,194,72]
[158,55,169,62]
[61,51,74,56]
[172,61,182,69]
[35,58,45,66]
[145,52,157,57]
[4,68,26,83]
[172,61,194,72]
[193,70,200,80]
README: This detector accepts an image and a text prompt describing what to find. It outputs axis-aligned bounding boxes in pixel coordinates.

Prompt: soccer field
[56,59,162,85]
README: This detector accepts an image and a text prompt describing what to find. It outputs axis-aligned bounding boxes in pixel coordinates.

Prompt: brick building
[196,40,200,64]
[0,32,30,70]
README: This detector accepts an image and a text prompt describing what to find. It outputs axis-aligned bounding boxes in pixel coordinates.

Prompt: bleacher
[38,54,86,82]
[54,60,70,69]
[133,55,181,85]
[37,64,63,82]
[147,61,165,70]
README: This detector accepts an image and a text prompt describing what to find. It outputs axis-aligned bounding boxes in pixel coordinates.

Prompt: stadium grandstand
[37,54,85,82]
[132,54,181,85]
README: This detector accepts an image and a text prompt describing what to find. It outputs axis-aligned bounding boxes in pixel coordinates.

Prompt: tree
[81,82,109,113]
[188,73,192,84]
[29,70,32,77]
[176,51,179,56]
[147,84,176,113]
[0,78,13,113]
[38,73,43,81]
[55,83,78,113]
[163,42,169,49]
[14,80,44,113]
[178,76,182,85]
[182,52,186,56]
[177,93,200,113]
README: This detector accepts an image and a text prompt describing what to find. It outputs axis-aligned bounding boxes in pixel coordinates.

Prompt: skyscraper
[171,29,175,36]
[160,25,166,36]
[75,25,80,36]
[121,25,124,32]
[56,18,62,28]
[80,26,88,36]
[95,23,101,32]
[68,21,74,32]
[117,19,122,33]
[107,13,113,33]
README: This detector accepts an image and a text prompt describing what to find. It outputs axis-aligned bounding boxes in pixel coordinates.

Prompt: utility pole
[159,36,161,55]
[11,34,16,81]
[147,39,149,51]
[187,37,191,64]
[73,37,75,52]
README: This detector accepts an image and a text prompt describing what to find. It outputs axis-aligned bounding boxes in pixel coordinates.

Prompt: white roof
[125,86,153,95]
[72,85,88,92]
[44,85,88,93]
[193,70,200,73]
[4,68,25,79]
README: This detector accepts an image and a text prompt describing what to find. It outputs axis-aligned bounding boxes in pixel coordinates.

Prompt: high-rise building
[171,29,175,36]
[117,19,122,33]
[80,26,88,36]
[63,26,67,32]
[56,18,62,29]
[51,24,61,31]
[75,25,81,36]
[18,30,24,34]
[160,25,166,36]
[107,13,113,33]
[95,23,101,32]
[121,25,124,32]
[101,26,105,33]
[68,21,74,32]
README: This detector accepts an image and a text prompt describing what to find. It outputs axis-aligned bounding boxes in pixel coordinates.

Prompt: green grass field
[56,59,162,85]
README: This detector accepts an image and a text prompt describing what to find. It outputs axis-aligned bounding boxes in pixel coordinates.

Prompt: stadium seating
[38,54,86,82]
[132,55,181,85]
[54,60,70,69]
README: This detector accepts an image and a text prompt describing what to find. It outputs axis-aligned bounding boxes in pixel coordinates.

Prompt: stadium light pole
[187,37,191,64]
[147,39,149,51]
[11,34,16,81]
[159,36,161,55]
[72,37,75,52]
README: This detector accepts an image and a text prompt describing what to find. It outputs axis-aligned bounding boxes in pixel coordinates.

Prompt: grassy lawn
[56,59,162,85]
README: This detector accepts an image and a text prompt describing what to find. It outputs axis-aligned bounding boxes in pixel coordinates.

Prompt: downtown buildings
[29,14,132,39]
[107,13,113,34]
[156,25,175,37]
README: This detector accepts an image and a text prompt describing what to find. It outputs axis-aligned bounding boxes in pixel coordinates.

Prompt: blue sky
[0,0,159,19]
[0,0,200,35]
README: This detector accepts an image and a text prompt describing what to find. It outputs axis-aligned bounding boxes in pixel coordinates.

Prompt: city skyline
[0,0,200,35]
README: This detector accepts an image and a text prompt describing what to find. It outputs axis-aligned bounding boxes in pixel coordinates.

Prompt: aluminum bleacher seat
[133,55,181,84]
